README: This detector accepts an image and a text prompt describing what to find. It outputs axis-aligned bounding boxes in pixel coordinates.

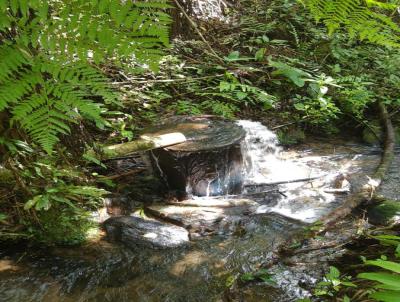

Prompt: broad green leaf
[358,272,400,288]
[255,48,266,61]
[328,266,340,279]
[365,260,400,274]
[370,290,400,302]
[35,195,50,210]
[269,58,310,87]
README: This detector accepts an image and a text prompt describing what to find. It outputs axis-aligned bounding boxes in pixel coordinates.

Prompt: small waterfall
[237,120,315,189]
[236,120,281,185]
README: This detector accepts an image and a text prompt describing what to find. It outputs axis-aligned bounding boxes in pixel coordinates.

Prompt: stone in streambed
[103,216,189,249]
[146,204,255,235]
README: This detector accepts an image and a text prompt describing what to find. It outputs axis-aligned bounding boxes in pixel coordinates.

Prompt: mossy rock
[395,127,400,144]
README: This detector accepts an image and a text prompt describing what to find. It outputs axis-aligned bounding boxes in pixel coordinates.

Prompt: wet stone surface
[104,216,190,249]
[146,203,255,237]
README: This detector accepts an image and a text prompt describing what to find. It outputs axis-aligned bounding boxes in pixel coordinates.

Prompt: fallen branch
[243,189,284,196]
[244,174,326,188]
[111,74,225,85]
[167,198,257,208]
[323,188,350,194]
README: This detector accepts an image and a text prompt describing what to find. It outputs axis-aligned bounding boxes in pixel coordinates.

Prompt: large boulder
[103,216,190,249]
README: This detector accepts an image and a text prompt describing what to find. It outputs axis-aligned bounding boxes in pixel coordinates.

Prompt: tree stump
[143,116,246,198]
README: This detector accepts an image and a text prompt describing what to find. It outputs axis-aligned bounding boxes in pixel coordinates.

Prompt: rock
[103,216,190,249]
[146,203,255,235]
[367,200,400,225]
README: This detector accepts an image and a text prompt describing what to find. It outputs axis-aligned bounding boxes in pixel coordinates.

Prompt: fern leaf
[303,0,400,47]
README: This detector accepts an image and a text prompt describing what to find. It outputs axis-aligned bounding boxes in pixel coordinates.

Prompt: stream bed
[1,121,398,302]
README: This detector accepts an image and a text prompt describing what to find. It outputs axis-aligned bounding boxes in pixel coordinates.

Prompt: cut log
[146,116,246,197]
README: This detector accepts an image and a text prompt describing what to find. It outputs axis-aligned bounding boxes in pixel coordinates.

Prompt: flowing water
[1,120,397,302]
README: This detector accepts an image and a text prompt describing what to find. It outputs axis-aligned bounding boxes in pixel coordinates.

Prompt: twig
[243,189,285,196]
[271,118,309,130]
[103,168,146,180]
[244,175,326,188]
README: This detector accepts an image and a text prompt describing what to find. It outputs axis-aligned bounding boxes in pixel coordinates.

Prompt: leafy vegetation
[0,0,399,257]
[0,0,170,244]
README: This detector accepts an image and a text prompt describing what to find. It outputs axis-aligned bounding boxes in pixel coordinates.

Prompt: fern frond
[0,71,42,111]
[303,0,400,47]
[0,1,170,153]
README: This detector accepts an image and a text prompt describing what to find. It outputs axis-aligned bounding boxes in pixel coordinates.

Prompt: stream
[1,120,398,302]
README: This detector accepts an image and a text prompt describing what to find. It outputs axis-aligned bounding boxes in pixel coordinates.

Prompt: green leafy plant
[358,257,400,302]
[355,235,400,302]
[0,0,170,153]
[315,266,356,297]
[240,268,276,285]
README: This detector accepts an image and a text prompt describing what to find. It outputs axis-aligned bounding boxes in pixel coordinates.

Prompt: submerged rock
[103,216,189,249]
